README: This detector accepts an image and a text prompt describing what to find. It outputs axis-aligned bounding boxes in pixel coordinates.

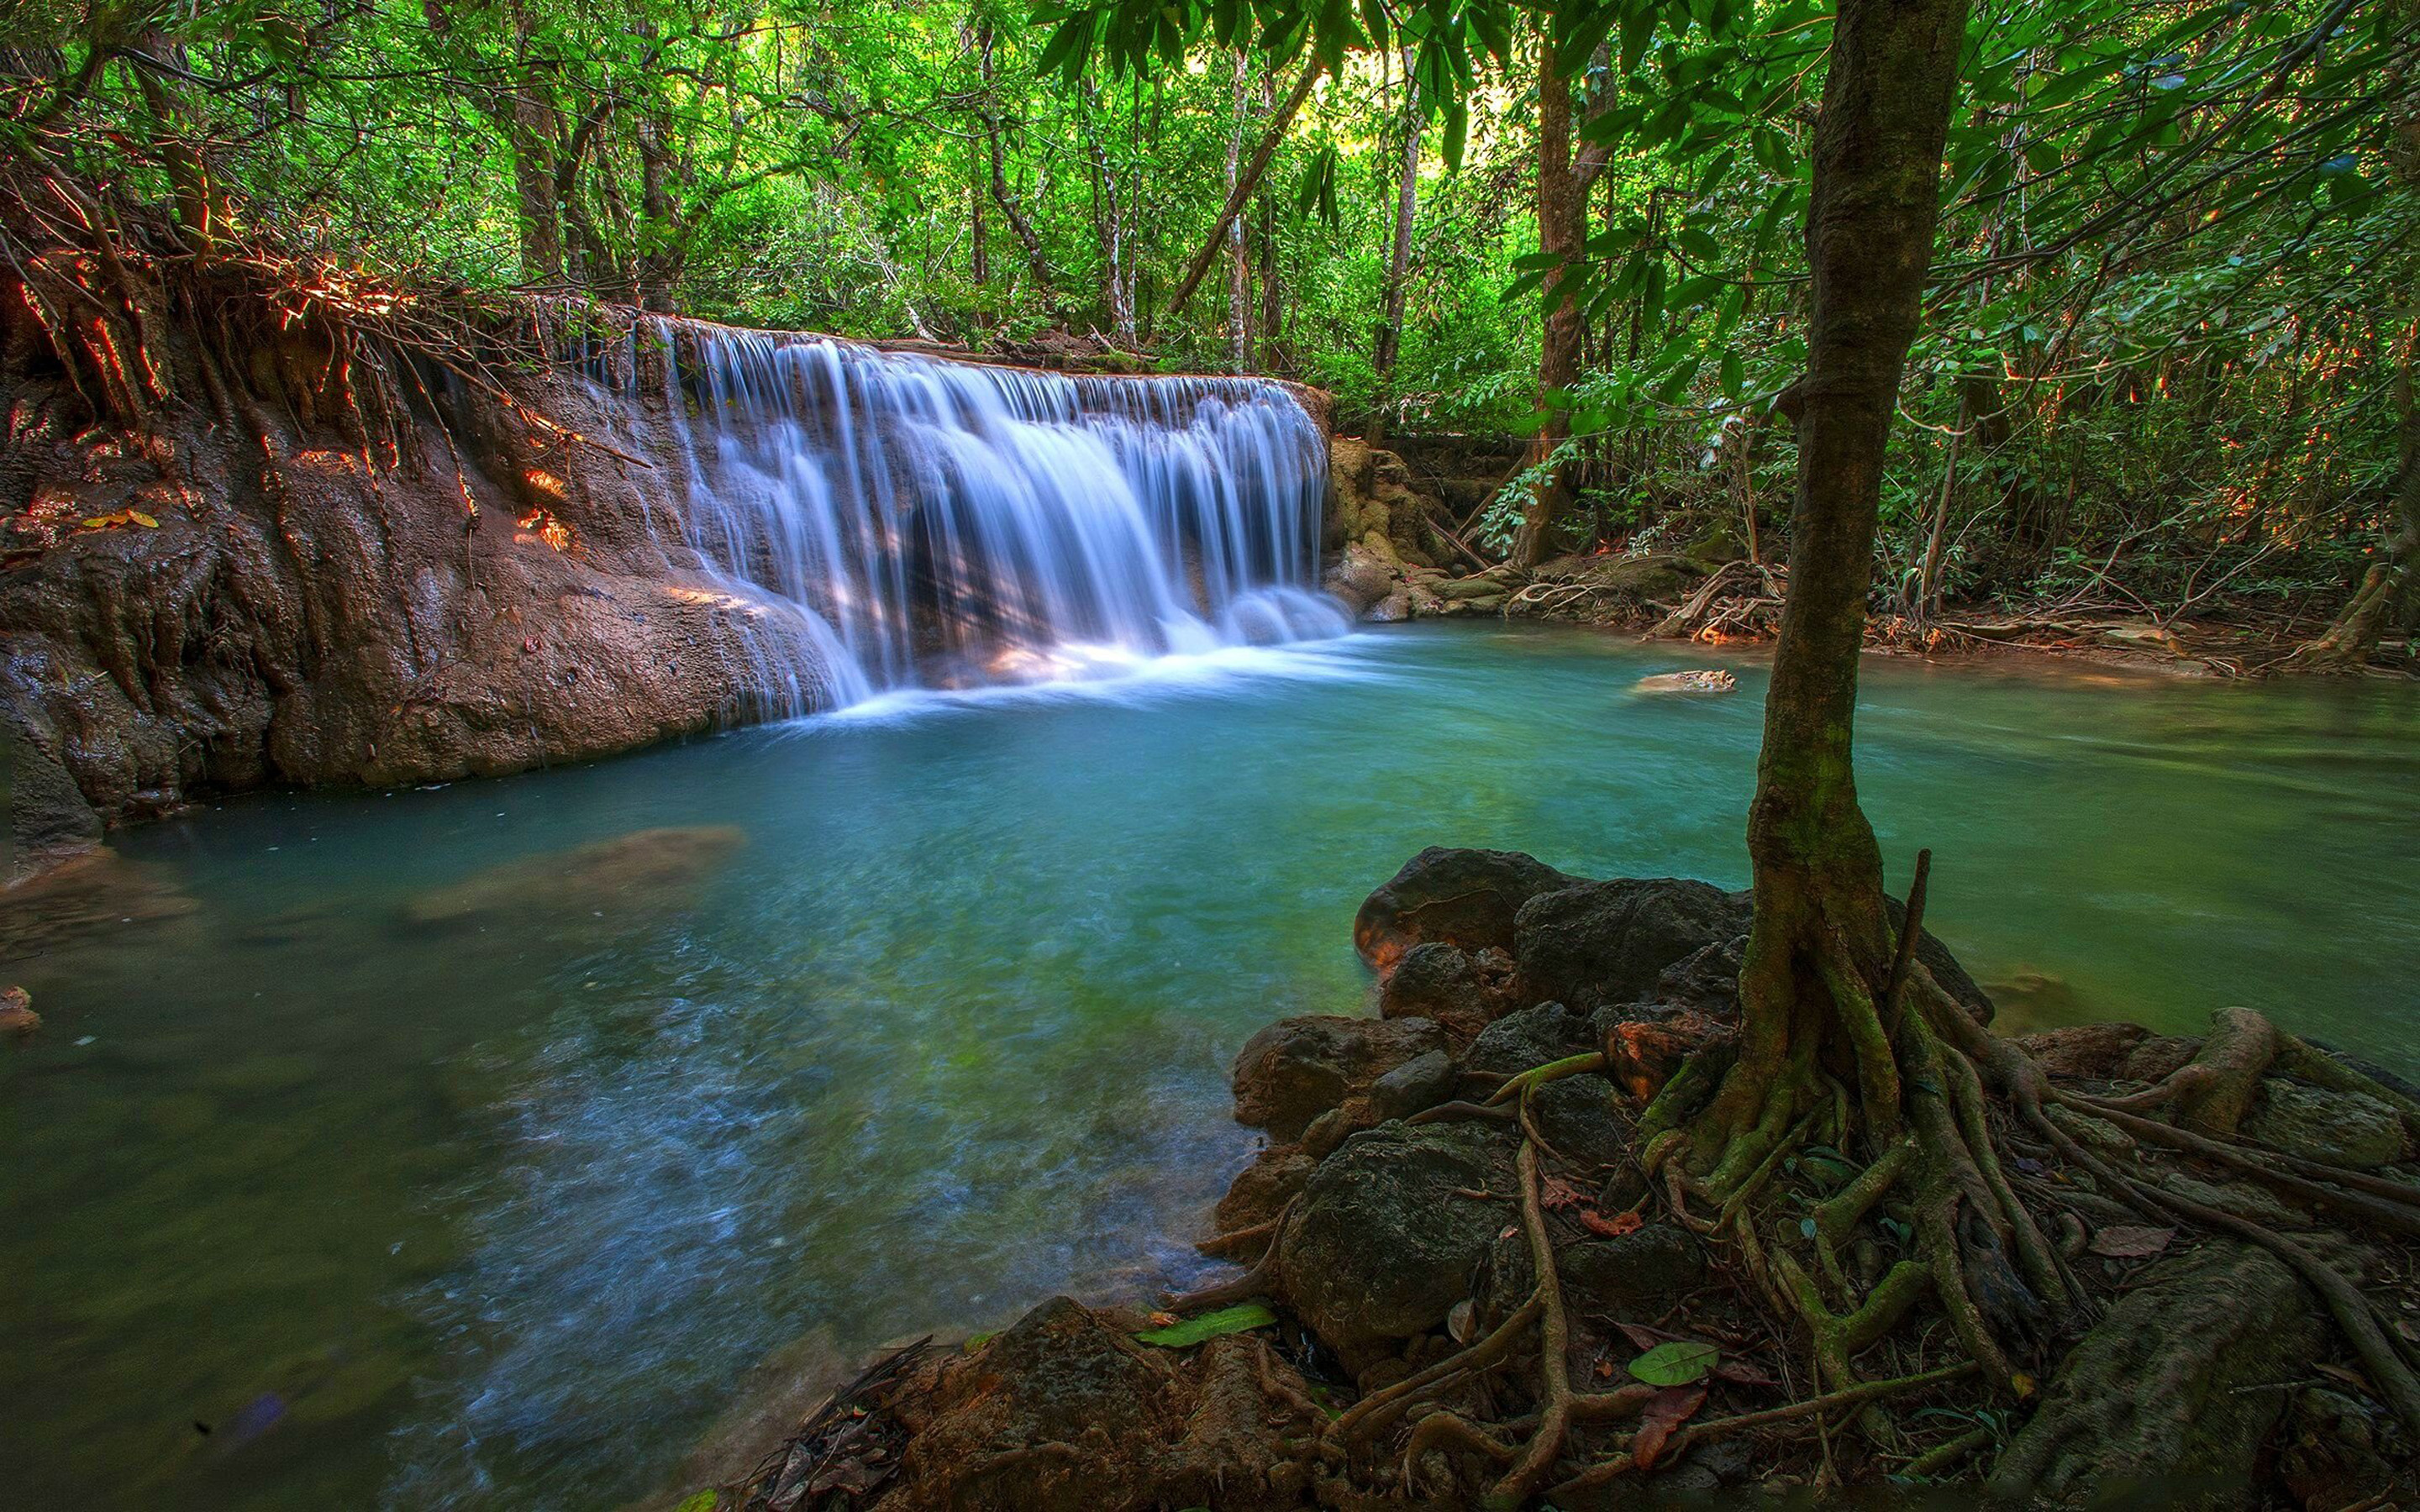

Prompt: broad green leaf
[1135,1302,1276,1347]
[1628,1340,1719,1386]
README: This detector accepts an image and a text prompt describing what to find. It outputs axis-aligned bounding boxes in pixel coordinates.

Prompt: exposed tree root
[1158,855,2420,1503]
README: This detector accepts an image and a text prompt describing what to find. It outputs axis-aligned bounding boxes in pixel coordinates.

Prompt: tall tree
[1370,46,1420,444]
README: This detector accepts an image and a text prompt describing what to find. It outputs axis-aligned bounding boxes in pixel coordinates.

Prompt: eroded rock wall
[0,329,834,872]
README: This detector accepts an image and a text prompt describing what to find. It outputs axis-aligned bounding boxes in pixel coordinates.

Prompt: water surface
[6,624,2415,1510]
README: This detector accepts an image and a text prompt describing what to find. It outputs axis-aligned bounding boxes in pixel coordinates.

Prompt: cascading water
[591,320,1346,714]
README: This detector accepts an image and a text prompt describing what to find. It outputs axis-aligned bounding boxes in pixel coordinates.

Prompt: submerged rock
[1276,1120,1516,1358]
[402,824,745,929]
[1354,846,1583,972]
[1,985,36,1036]
[1229,1013,1449,1142]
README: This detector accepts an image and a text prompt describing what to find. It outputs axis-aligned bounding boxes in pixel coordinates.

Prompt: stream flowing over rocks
[723,847,2417,1512]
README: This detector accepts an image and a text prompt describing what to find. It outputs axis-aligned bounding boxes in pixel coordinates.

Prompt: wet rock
[1631,669,1737,694]
[1378,942,1521,1040]
[2,715,103,884]
[1230,1014,1450,1142]
[1513,879,1751,1014]
[1993,1239,2333,1506]
[1355,847,1582,974]
[1213,1144,1316,1234]
[1325,538,1402,617]
[1368,1049,1457,1124]
[402,824,745,929]
[2244,1079,2407,1170]
[1326,436,1441,569]
[1462,1000,1598,1079]
[1276,1120,1515,1357]
[876,1296,1318,1512]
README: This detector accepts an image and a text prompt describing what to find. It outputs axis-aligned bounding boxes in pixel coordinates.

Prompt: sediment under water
[4,624,2415,1511]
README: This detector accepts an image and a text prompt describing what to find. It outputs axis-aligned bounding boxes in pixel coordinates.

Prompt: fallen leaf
[2087,1224,2175,1259]
[1580,1209,1644,1237]
[1712,1357,1778,1388]
[1628,1340,1720,1387]
[1447,1299,1476,1345]
[1134,1302,1276,1348]
[2315,1362,2373,1394]
[1632,1384,1707,1469]
[1541,1176,1592,1211]
[1616,1322,1689,1351]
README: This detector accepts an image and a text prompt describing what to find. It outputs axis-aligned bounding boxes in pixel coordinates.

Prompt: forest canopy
[3,0,2415,634]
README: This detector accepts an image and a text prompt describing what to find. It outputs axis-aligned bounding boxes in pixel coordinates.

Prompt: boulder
[1355,847,1583,973]
[1324,538,1402,617]
[1513,878,1752,1014]
[1462,1000,1599,1079]
[2244,1079,2407,1170]
[1368,1049,1458,1124]
[2,714,103,885]
[1649,937,1746,1017]
[2019,1022,2202,1084]
[1213,1144,1317,1234]
[1527,1072,1629,1171]
[1377,942,1521,1040]
[1230,1014,1450,1142]
[1993,1240,2334,1506]
[1276,1120,1516,1357]
[875,1297,1318,1512]
[1480,1222,1707,1323]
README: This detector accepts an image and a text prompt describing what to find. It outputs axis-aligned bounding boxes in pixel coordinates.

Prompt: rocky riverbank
[685,848,2419,1511]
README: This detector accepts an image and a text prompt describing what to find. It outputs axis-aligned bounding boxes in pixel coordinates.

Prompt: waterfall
[594,321,1345,715]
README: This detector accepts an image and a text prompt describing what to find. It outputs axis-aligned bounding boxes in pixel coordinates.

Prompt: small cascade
[589,320,1345,714]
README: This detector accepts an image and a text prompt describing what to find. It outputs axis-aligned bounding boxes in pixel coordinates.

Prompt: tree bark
[1509,38,1612,569]
[1370,48,1421,446]
[978,24,1051,297]
[1165,60,1323,318]
[1706,0,1972,1157]
[1226,53,1252,370]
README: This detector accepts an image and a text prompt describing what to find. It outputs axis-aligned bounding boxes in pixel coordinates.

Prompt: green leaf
[1628,1340,1720,1386]
[675,1493,720,1512]
[1134,1302,1276,1347]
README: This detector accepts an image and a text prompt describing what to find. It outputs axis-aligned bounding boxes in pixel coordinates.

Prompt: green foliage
[1627,1338,1720,1385]
[1133,1301,1276,1347]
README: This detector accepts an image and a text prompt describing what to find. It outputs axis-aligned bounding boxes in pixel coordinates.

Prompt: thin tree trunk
[1165,60,1323,318]
[1511,38,1614,568]
[1226,53,1251,370]
[1707,0,1973,1153]
[978,24,1050,297]
[1509,38,1582,570]
[1371,47,1420,447]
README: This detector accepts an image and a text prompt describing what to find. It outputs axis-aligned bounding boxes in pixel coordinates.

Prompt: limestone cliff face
[0,328,832,879]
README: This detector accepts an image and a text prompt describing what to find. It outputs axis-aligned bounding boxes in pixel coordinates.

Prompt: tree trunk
[1225,53,1252,370]
[1697,0,1972,1174]
[978,24,1051,297]
[1509,37,1612,569]
[1165,60,1323,318]
[2291,323,2419,669]
[1370,48,1420,447]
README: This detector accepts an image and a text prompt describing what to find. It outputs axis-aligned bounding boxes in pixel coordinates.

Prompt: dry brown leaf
[1580,1209,1644,1237]
[1632,1384,1707,1470]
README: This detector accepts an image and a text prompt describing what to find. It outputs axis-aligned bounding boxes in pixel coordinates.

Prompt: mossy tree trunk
[1695,0,1971,1176]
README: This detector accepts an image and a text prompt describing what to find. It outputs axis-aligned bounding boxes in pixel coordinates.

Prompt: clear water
[5,624,2416,1510]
